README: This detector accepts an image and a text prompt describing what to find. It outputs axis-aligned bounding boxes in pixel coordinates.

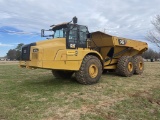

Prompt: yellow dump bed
[91,31,148,52]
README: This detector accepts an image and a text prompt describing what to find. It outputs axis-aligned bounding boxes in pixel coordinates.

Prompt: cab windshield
[53,28,67,38]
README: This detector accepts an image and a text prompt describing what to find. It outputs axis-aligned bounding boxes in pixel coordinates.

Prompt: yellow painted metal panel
[104,65,116,69]
[42,60,82,70]
[19,61,42,68]
[20,60,81,70]
[90,31,114,47]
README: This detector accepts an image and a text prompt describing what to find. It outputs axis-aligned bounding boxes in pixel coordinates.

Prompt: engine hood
[31,38,66,61]
[36,38,66,49]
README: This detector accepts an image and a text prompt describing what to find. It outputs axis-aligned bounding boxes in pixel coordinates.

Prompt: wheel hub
[139,62,143,70]
[128,62,133,72]
[89,64,98,78]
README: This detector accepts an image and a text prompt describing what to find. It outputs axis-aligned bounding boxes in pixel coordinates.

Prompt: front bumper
[19,61,42,69]
[19,60,82,70]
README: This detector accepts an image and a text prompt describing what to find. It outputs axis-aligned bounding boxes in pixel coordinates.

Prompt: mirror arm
[41,29,53,38]
[41,29,44,37]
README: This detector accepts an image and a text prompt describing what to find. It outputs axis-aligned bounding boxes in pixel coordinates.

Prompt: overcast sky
[0,0,160,57]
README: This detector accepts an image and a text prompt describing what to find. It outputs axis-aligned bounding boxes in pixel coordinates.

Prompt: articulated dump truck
[19,17,148,85]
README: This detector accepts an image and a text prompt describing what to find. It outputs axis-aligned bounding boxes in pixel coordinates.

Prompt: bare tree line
[142,49,160,61]
[147,15,160,50]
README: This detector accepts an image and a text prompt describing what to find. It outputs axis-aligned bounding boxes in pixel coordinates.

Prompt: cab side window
[79,26,87,47]
[67,25,88,49]
[69,27,77,43]
[67,26,78,49]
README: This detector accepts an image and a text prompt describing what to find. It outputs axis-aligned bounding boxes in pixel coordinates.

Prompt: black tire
[116,56,134,77]
[52,70,74,79]
[133,55,144,75]
[75,55,102,85]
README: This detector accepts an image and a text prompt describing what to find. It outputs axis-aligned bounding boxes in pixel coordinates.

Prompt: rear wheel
[116,56,134,77]
[52,70,74,79]
[133,56,144,75]
[75,55,102,85]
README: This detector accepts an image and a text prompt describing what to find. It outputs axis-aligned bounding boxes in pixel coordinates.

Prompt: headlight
[33,48,39,52]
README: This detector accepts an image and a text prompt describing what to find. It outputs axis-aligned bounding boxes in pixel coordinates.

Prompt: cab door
[67,26,78,49]
[78,25,87,48]
[66,25,88,49]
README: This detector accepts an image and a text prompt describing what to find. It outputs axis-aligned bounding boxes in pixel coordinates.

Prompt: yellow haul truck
[19,17,148,85]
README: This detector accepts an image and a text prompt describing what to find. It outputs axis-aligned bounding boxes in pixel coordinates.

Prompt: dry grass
[0,62,160,120]
[0,61,19,65]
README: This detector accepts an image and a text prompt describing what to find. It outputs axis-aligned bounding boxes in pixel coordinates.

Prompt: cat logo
[70,44,76,48]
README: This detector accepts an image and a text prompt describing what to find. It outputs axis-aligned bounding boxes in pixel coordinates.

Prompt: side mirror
[41,29,44,37]
[73,16,78,24]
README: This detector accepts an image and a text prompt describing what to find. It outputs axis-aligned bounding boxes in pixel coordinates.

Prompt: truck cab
[42,22,89,49]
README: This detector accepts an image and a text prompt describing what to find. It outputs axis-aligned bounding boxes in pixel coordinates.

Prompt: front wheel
[75,55,102,85]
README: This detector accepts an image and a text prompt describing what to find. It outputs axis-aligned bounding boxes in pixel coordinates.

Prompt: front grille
[21,42,36,60]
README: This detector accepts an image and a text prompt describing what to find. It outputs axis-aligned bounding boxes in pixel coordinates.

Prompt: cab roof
[51,22,69,30]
